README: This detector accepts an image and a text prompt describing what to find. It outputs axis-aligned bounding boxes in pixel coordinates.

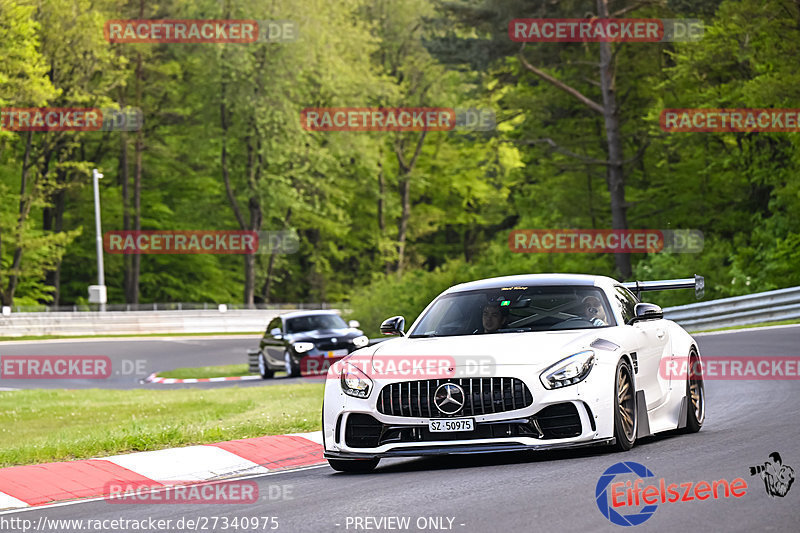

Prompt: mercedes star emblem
[434,383,465,415]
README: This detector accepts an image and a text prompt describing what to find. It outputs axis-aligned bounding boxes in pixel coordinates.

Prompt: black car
[249,311,368,378]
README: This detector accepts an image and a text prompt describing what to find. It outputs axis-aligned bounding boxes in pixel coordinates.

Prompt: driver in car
[581,295,607,326]
[481,303,508,333]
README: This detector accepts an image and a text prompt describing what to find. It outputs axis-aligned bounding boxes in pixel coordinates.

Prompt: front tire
[327,458,379,473]
[683,349,705,433]
[284,350,301,378]
[611,358,637,452]
[258,353,274,379]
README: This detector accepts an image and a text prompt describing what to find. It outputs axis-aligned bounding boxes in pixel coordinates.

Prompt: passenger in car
[581,295,607,326]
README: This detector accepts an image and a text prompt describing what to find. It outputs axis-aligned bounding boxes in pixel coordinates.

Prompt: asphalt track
[2,325,800,532]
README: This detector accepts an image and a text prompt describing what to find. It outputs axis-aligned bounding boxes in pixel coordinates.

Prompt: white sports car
[322,274,705,473]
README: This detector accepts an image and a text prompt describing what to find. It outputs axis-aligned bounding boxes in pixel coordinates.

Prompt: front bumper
[323,363,620,458]
[324,437,615,460]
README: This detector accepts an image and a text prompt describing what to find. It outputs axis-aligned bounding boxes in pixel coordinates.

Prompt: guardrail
[1,302,336,313]
[0,308,342,337]
[663,286,800,331]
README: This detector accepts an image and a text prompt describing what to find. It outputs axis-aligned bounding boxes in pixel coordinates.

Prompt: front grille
[343,414,564,449]
[344,413,382,448]
[377,378,533,418]
[316,339,350,351]
[533,403,582,438]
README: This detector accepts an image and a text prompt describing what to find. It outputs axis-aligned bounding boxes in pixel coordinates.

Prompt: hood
[368,329,605,372]
[288,328,363,343]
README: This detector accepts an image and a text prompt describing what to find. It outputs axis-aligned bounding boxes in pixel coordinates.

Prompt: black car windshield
[285,314,348,333]
[409,285,615,337]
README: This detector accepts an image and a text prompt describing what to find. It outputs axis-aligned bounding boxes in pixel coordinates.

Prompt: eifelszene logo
[595,461,748,527]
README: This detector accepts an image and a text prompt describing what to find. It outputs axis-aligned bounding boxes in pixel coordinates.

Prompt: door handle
[656,329,665,339]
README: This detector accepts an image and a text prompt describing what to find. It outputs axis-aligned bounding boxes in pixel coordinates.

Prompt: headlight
[340,362,373,398]
[293,342,315,354]
[540,350,595,389]
[352,335,369,348]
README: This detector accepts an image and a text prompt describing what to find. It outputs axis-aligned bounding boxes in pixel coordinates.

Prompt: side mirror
[380,315,405,336]
[270,327,282,339]
[348,320,361,328]
[628,303,663,325]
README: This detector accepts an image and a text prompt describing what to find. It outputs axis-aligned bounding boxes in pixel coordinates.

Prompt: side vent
[630,352,638,373]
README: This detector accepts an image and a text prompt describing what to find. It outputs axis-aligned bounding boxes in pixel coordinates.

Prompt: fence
[663,286,800,331]
[0,308,341,337]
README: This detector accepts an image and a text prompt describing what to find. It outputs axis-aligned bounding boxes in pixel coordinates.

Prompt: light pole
[90,168,107,311]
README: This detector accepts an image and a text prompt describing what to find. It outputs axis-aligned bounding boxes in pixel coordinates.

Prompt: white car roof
[444,273,620,294]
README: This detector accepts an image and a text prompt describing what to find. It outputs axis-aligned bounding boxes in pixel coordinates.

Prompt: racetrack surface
[0,335,309,389]
[2,325,800,532]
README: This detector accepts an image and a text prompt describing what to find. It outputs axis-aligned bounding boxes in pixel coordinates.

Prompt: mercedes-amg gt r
[322,273,706,472]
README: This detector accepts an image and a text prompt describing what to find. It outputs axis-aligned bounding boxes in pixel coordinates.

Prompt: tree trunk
[119,91,134,303]
[3,132,34,306]
[393,131,427,276]
[396,176,410,275]
[597,0,632,279]
[130,50,144,303]
[263,208,292,303]
[44,172,66,305]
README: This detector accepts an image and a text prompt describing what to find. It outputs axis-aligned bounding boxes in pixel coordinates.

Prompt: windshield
[285,314,348,333]
[409,286,614,337]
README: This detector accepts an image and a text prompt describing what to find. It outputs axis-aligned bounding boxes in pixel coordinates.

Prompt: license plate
[428,418,474,432]
[325,349,348,358]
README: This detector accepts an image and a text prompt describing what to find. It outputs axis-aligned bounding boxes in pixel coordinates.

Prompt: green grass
[0,384,323,468]
[692,318,800,333]
[158,364,263,379]
[0,331,262,342]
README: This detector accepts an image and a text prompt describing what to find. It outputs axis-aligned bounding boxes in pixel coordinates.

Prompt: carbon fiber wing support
[622,274,704,300]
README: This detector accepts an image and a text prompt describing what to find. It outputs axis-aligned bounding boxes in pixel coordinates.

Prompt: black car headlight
[293,342,314,354]
[340,362,373,398]
[540,350,595,389]
[352,335,369,348]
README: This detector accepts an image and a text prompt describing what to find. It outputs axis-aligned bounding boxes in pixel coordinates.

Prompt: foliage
[0,0,797,318]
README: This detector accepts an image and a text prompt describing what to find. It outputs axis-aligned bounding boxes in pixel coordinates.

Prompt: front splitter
[324,437,615,460]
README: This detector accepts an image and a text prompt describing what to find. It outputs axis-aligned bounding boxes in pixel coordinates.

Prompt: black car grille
[377,378,533,418]
[316,339,350,351]
[344,413,383,448]
[534,403,582,439]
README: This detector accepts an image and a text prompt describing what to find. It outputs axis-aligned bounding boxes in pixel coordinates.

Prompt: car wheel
[327,458,379,473]
[284,350,301,378]
[258,353,274,379]
[612,358,637,452]
[683,349,705,433]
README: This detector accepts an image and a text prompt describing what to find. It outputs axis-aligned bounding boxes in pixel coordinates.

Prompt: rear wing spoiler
[622,274,704,300]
